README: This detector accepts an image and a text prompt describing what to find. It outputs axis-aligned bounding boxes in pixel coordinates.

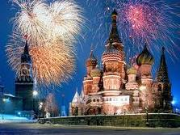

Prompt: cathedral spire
[157,47,169,83]
[108,9,122,43]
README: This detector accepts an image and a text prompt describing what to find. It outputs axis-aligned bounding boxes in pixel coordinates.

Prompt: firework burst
[13,0,49,45]
[86,0,180,60]
[49,1,83,41]
[12,0,83,45]
[7,0,83,85]
[6,33,75,85]
[118,1,179,45]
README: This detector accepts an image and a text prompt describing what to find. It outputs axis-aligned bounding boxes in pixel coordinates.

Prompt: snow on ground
[0,114,37,123]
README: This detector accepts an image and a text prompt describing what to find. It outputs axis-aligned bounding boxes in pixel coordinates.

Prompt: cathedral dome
[91,66,101,77]
[136,45,154,66]
[86,50,97,67]
[127,67,137,75]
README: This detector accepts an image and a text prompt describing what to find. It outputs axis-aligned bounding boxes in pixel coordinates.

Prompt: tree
[44,93,59,117]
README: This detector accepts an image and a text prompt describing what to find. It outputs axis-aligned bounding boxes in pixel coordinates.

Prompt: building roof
[72,90,80,103]
[91,65,101,77]
[107,9,122,44]
[127,66,137,75]
[3,93,22,99]
[156,47,169,83]
[136,44,154,66]
[86,50,97,67]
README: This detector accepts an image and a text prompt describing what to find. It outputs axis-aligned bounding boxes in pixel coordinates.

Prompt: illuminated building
[69,10,172,115]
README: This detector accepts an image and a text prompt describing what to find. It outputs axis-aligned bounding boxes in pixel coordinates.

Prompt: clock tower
[15,41,34,111]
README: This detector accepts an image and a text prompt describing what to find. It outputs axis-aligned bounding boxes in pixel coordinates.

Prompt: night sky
[0,0,179,110]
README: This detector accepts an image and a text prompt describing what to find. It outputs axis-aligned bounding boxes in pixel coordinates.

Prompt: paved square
[0,123,180,135]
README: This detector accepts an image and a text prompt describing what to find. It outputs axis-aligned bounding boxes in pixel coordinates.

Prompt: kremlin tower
[15,41,34,111]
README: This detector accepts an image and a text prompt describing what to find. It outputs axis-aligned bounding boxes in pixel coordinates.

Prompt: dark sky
[0,0,179,109]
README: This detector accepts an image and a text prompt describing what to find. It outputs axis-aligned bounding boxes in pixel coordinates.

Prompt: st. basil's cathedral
[69,10,172,116]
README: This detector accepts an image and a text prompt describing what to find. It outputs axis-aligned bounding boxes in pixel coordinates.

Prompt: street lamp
[39,102,43,109]
[2,98,7,120]
[38,102,43,118]
[33,90,38,97]
[33,90,38,116]
[139,85,149,126]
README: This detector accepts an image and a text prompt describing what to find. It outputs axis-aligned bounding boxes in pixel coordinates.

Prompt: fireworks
[118,1,179,44]
[12,0,83,45]
[86,0,180,59]
[6,33,75,85]
[49,1,83,41]
[7,0,83,85]
[13,0,49,45]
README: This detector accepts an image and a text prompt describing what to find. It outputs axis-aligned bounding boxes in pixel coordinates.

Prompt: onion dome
[91,65,101,77]
[136,45,154,66]
[127,67,137,75]
[104,39,119,55]
[86,50,97,67]
[21,41,31,63]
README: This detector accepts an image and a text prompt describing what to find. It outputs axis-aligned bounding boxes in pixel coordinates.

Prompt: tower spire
[21,41,31,63]
[108,9,122,43]
[156,47,169,83]
[24,40,30,55]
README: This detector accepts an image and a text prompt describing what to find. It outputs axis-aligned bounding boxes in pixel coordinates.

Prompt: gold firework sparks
[6,33,75,85]
[7,0,83,85]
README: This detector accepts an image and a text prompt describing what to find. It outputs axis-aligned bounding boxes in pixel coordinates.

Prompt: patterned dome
[136,45,154,66]
[127,67,137,75]
[91,66,101,77]
[86,50,97,67]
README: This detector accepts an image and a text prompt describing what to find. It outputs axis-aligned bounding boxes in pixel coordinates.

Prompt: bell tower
[15,41,34,111]
[83,50,97,95]
[102,10,126,93]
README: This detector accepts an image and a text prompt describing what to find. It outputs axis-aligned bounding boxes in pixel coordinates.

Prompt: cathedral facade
[69,10,172,116]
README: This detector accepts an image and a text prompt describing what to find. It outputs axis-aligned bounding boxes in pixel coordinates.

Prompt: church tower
[15,41,34,111]
[83,50,97,95]
[136,44,154,110]
[102,10,126,94]
[155,47,172,112]
[101,10,129,115]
